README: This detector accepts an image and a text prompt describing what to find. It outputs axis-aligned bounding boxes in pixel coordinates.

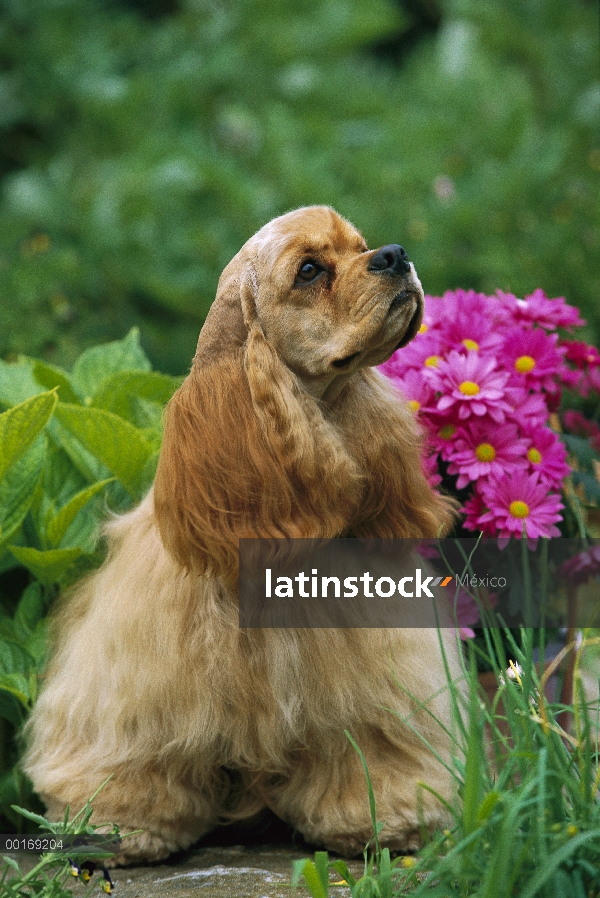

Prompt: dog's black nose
[368,244,411,276]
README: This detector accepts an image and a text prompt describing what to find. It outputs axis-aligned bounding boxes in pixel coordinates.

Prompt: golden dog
[25,206,463,864]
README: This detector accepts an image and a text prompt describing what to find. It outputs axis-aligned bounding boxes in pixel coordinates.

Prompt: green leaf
[562,434,599,471]
[14,582,46,636]
[91,370,181,427]
[31,359,80,404]
[0,638,36,676]
[54,403,153,497]
[0,359,42,408]
[477,790,501,824]
[46,478,114,548]
[8,545,82,586]
[0,436,45,551]
[10,806,53,830]
[0,690,25,727]
[71,328,151,402]
[291,859,328,898]
[48,418,109,485]
[0,391,57,483]
[0,674,31,709]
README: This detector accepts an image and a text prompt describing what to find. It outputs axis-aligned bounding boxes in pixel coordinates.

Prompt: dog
[24,206,463,865]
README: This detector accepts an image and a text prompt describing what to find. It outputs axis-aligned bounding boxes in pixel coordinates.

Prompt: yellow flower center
[408,399,420,412]
[459,380,480,396]
[439,424,456,440]
[425,355,440,368]
[418,323,428,334]
[515,355,536,373]
[527,447,542,464]
[509,500,530,519]
[463,339,480,351]
[475,443,496,462]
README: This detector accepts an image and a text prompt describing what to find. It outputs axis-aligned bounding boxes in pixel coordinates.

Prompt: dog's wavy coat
[25,207,462,864]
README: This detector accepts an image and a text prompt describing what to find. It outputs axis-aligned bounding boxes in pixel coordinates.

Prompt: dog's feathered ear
[153,259,361,586]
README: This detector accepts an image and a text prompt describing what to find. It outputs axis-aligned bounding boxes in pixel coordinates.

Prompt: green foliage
[0,331,180,830]
[294,628,600,897]
[0,785,123,898]
[0,0,597,373]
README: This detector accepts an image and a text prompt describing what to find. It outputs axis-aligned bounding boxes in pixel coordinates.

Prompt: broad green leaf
[54,403,153,497]
[23,621,47,669]
[71,328,151,402]
[14,582,46,636]
[0,674,31,709]
[42,443,86,500]
[0,689,24,726]
[31,359,80,404]
[46,477,114,548]
[91,370,181,427]
[0,391,57,483]
[47,418,108,485]
[0,359,41,408]
[0,436,45,551]
[8,545,82,586]
[0,638,36,676]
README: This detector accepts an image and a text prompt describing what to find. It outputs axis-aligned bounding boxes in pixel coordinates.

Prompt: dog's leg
[39,762,225,866]
[259,728,456,857]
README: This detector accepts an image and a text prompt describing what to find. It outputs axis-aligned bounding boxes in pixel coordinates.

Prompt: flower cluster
[380,288,591,545]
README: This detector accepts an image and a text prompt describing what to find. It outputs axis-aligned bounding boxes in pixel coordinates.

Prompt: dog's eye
[295,261,322,284]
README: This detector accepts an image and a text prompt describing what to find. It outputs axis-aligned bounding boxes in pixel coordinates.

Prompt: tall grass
[293,624,600,897]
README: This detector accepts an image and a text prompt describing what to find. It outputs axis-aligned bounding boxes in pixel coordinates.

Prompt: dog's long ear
[333,369,458,538]
[153,260,361,585]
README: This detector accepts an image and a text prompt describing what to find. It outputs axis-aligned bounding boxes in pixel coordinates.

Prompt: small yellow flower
[566,824,579,837]
[399,856,417,868]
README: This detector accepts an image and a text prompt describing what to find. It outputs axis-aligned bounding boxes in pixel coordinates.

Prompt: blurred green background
[0,0,598,375]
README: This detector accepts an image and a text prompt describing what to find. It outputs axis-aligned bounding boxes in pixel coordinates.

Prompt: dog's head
[155,206,446,579]
[196,206,423,400]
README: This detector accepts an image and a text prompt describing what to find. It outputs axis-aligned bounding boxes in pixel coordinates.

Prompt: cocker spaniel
[25,206,463,865]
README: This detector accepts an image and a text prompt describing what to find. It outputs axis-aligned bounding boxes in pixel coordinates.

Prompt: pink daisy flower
[579,366,600,397]
[478,470,564,545]
[504,386,549,427]
[446,420,528,489]
[427,350,512,422]
[497,289,585,331]
[429,419,463,461]
[559,546,600,586]
[562,410,600,440]
[436,289,491,324]
[436,312,504,357]
[385,367,435,415]
[561,340,600,369]
[502,327,565,393]
[521,424,570,488]
[462,491,497,536]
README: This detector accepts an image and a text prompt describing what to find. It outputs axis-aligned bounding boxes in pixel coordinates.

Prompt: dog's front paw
[106,830,188,867]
